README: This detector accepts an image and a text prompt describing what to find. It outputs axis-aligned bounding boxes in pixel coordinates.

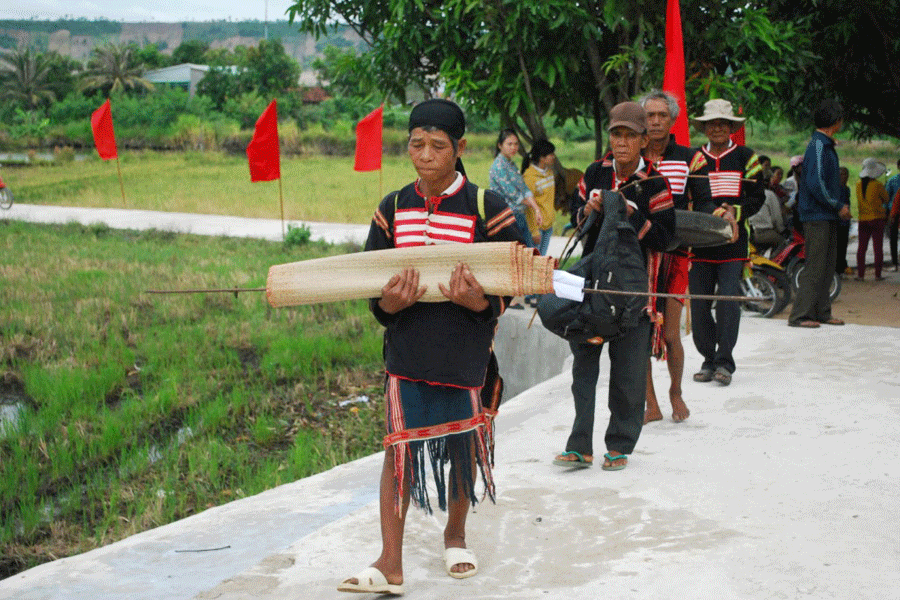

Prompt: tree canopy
[767,0,900,139]
[287,0,897,147]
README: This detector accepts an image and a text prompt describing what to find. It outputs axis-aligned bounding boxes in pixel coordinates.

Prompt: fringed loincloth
[383,375,495,514]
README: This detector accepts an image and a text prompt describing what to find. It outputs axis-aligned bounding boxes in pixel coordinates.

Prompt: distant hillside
[0,18,363,67]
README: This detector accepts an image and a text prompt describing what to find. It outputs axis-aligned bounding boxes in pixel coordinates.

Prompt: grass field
[0,221,386,577]
[5,126,896,224]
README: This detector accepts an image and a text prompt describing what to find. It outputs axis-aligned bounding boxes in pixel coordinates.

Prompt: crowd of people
[337,94,893,595]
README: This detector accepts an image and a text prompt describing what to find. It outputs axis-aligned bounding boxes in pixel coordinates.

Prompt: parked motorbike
[741,242,791,317]
[770,229,841,303]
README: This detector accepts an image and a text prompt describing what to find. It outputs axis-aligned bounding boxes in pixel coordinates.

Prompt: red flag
[731,106,746,145]
[354,105,383,172]
[662,0,690,146]
[247,100,281,182]
[90,99,118,160]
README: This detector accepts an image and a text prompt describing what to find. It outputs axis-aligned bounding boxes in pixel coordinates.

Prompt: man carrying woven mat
[337,99,526,595]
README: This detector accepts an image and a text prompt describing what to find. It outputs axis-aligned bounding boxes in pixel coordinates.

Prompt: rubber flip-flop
[601,452,628,471]
[444,547,478,579]
[337,566,403,595]
[553,450,593,468]
[693,369,714,382]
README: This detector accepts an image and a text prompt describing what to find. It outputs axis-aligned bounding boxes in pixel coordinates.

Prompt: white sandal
[444,547,479,579]
[337,566,404,595]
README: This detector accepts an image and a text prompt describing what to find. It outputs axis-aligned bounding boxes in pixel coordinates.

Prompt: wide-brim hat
[692,99,745,132]
[859,158,887,179]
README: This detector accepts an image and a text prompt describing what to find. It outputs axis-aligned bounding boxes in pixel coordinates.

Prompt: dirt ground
[771,266,900,327]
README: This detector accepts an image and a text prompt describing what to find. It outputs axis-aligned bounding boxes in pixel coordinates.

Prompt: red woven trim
[649,190,674,213]
[374,209,391,238]
[637,219,652,240]
[689,151,708,173]
[486,206,514,229]
[385,371,481,390]
[488,214,517,237]
[382,413,489,448]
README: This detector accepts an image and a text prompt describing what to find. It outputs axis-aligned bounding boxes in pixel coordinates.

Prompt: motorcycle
[771,229,841,303]
[0,171,12,210]
[741,242,791,317]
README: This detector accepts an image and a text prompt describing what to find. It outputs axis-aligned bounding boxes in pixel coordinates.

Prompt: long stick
[278,177,285,241]
[581,287,767,302]
[142,286,765,304]
[116,156,126,207]
[144,287,266,299]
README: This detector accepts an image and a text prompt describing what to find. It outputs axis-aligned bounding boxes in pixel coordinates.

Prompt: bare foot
[444,535,474,576]
[670,393,690,422]
[644,406,663,424]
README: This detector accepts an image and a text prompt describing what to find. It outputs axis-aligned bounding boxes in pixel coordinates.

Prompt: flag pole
[115,156,126,207]
[278,176,285,240]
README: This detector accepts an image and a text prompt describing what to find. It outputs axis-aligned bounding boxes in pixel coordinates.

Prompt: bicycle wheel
[0,187,12,210]
[740,273,778,317]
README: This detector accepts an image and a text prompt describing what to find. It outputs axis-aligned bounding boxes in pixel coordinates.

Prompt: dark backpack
[537,190,647,344]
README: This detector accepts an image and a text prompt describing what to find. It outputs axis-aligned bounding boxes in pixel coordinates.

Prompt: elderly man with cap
[338,99,525,595]
[688,99,765,387]
[553,101,676,472]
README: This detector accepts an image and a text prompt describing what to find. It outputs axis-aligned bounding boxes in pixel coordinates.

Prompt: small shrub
[284,223,312,247]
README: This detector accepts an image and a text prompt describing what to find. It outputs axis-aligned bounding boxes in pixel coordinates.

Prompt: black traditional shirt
[692,141,766,262]
[365,174,525,388]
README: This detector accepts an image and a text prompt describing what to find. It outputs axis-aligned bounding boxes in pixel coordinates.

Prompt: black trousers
[789,220,837,324]
[565,317,651,457]
[689,260,744,375]
[836,221,850,274]
[889,217,899,268]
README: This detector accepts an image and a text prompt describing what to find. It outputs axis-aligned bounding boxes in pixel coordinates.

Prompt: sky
[0,1,298,23]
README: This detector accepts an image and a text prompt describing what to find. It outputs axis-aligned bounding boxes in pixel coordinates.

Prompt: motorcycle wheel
[755,264,791,315]
[740,272,778,317]
[0,187,12,210]
[792,261,841,303]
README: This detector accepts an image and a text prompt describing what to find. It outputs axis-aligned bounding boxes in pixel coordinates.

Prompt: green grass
[0,220,386,577]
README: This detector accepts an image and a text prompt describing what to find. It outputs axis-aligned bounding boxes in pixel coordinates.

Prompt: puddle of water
[0,402,24,437]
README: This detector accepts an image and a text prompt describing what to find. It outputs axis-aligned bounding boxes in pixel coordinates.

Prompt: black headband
[408,99,466,141]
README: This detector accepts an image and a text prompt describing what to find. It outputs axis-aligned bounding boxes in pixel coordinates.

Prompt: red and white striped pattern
[394,209,476,247]
[708,170,743,198]
[657,160,690,195]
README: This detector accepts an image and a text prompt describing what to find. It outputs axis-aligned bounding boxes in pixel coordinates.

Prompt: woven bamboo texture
[266,242,557,308]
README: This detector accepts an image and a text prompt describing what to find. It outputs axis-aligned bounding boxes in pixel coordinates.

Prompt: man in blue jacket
[788,99,851,328]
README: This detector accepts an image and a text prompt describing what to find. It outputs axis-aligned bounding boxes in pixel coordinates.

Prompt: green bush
[284,223,312,247]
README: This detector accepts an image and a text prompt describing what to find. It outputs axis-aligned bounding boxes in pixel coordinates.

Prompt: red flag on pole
[91,99,118,160]
[354,105,383,172]
[731,106,746,145]
[247,100,281,182]
[662,0,690,146]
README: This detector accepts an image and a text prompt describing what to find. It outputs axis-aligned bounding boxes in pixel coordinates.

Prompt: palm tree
[0,48,56,109]
[80,42,155,95]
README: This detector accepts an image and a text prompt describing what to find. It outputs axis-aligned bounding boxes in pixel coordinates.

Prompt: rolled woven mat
[267,242,557,308]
